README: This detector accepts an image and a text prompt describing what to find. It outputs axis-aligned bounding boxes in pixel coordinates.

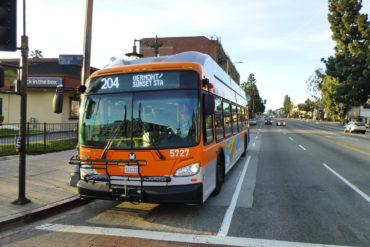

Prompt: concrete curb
[0,195,89,231]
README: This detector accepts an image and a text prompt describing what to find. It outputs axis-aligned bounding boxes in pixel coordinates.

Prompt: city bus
[54,51,249,204]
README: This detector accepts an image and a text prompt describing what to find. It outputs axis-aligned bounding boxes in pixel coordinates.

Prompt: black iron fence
[0,122,78,156]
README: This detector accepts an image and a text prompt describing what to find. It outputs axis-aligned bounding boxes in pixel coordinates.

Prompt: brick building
[139,36,241,84]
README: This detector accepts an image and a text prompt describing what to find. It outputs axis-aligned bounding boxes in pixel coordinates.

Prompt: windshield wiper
[152,138,166,160]
[101,105,127,159]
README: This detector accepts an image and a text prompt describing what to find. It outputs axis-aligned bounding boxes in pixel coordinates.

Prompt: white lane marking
[323,163,370,203]
[289,137,294,141]
[299,145,306,151]
[253,142,256,147]
[218,155,251,236]
[35,223,348,247]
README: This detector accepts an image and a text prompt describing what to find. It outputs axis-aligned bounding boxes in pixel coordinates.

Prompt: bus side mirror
[53,90,64,113]
[203,94,214,115]
[0,68,4,88]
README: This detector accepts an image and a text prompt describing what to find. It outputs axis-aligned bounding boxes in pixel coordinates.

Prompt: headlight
[174,162,200,177]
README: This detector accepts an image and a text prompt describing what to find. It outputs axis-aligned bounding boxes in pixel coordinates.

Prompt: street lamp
[125,39,143,59]
[226,61,243,74]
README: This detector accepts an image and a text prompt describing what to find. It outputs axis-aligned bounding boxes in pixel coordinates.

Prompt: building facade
[0,58,95,124]
[139,36,241,84]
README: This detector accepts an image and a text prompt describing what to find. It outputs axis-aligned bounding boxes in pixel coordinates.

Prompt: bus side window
[215,97,224,142]
[203,93,214,145]
[241,107,245,127]
[231,104,238,134]
[223,101,232,138]
[238,106,243,130]
[244,108,248,125]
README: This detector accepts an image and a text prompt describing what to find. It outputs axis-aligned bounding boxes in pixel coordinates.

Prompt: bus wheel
[242,134,248,157]
[211,155,224,196]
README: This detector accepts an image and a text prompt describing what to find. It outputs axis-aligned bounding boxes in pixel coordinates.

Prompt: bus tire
[211,152,225,197]
[242,133,248,157]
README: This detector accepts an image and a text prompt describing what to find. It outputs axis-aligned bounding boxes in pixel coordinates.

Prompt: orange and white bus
[58,51,249,204]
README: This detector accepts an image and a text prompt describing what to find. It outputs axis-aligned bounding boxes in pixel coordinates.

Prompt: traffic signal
[0,0,17,51]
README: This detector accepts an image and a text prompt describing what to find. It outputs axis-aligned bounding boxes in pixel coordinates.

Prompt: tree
[304,98,317,119]
[30,49,43,58]
[306,68,326,101]
[322,75,340,119]
[283,95,293,117]
[241,73,265,116]
[323,0,370,115]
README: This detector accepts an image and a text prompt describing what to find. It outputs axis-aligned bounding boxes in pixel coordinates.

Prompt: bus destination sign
[132,73,165,88]
[88,71,180,93]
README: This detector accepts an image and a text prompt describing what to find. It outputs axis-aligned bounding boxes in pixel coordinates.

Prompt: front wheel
[211,156,224,197]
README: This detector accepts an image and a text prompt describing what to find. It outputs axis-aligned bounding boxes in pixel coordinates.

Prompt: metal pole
[70,0,93,187]
[81,0,93,85]
[13,0,30,205]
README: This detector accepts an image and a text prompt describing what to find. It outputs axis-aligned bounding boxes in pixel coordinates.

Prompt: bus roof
[110,51,246,100]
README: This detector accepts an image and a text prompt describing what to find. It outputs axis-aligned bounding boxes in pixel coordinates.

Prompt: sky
[1,0,369,111]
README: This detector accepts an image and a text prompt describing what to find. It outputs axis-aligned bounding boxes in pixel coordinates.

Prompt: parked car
[249,118,257,126]
[276,119,286,126]
[265,118,273,125]
[344,121,366,134]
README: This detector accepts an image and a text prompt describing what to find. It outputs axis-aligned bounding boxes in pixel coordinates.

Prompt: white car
[344,121,366,134]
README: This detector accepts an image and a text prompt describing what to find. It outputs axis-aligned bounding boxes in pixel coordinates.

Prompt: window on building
[70,98,80,119]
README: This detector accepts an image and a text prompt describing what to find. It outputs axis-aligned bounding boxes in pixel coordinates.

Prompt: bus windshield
[79,90,200,150]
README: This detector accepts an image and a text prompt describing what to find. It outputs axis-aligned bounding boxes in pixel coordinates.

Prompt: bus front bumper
[77,180,203,204]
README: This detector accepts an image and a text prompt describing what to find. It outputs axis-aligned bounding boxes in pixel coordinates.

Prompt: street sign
[59,54,83,65]
[27,77,62,87]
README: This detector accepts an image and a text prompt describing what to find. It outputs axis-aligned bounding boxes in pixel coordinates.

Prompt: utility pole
[70,0,93,186]
[81,0,93,86]
[13,0,30,205]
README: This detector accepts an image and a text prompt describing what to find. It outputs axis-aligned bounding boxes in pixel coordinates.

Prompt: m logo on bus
[129,153,136,160]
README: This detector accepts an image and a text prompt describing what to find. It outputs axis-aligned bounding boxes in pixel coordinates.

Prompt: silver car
[249,118,257,126]
[344,121,366,134]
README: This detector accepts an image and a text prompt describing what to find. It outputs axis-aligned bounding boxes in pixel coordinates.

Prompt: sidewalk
[0,150,80,226]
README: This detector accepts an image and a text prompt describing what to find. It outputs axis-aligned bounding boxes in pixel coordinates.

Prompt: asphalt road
[1,119,369,247]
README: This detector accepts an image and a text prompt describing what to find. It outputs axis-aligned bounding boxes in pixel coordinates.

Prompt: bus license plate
[125,165,138,174]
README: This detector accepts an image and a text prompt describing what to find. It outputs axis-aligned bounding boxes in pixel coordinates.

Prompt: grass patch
[0,139,77,156]
[0,129,42,136]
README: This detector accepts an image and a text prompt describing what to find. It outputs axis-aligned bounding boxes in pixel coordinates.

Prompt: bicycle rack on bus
[69,155,149,202]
